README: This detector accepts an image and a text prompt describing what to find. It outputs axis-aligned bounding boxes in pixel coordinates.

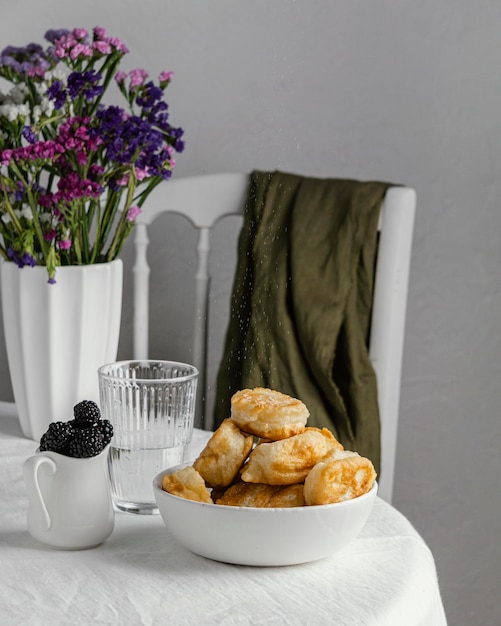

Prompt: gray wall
[1,2,500,624]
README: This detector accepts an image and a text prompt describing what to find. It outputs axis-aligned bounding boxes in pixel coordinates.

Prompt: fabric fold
[214,170,393,472]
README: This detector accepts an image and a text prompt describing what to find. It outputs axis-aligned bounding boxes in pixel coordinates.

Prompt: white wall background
[1,2,500,624]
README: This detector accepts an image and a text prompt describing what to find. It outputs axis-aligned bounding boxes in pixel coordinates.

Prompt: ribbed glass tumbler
[98,360,198,514]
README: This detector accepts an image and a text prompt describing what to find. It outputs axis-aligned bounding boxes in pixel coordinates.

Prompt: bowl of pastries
[153,388,378,566]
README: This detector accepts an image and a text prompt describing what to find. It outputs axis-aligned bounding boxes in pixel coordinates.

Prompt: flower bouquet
[0,26,184,282]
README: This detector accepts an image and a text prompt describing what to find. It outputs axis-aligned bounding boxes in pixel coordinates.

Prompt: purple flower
[0,25,184,283]
[67,70,103,101]
[7,246,37,268]
[14,181,26,202]
[0,42,54,80]
[44,29,71,44]
[22,126,38,144]
[47,80,67,109]
[136,81,163,110]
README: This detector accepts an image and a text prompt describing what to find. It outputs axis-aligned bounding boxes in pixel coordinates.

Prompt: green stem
[1,186,24,234]
[94,189,121,259]
[106,174,137,261]
[135,177,162,207]
[89,200,102,264]
[86,56,122,117]
[25,186,49,262]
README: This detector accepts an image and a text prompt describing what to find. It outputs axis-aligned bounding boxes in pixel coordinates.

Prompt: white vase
[1,260,123,442]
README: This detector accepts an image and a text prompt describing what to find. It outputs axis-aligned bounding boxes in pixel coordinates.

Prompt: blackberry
[39,421,75,453]
[67,426,105,458]
[99,419,114,447]
[73,400,101,426]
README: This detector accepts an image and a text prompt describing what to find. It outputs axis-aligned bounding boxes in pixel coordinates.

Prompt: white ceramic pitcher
[23,444,115,549]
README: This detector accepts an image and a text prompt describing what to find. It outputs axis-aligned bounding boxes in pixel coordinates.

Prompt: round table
[0,416,447,626]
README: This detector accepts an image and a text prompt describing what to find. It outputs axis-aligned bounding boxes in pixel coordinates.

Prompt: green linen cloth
[213,170,393,473]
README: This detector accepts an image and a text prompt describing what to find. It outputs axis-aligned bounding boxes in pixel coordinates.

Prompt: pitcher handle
[23,455,56,531]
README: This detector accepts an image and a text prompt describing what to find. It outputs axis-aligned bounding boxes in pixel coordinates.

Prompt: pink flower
[74,126,90,140]
[115,174,129,187]
[44,229,57,242]
[27,66,46,78]
[89,164,104,178]
[126,205,141,221]
[73,28,88,41]
[76,150,87,166]
[114,71,127,85]
[58,239,72,250]
[159,70,174,85]
[70,43,93,60]
[93,26,108,39]
[109,37,129,54]
[129,68,148,88]
[0,150,12,166]
[135,168,149,182]
[93,41,111,55]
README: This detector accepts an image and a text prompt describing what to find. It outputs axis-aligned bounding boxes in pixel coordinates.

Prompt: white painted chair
[132,173,416,503]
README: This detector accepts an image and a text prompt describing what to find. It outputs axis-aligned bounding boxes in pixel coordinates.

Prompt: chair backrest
[133,173,416,503]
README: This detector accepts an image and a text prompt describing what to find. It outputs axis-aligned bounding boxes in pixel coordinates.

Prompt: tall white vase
[1,260,123,442]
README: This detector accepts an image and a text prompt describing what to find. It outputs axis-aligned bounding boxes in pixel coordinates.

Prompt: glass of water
[98,360,198,515]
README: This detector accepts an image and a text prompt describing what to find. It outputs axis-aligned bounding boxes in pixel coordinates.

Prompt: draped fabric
[214,170,393,472]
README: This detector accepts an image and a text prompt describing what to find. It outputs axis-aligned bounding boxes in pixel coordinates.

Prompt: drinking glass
[98,360,198,514]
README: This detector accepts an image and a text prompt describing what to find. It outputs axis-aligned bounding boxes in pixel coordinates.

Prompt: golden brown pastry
[161,466,212,503]
[230,387,309,440]
[216,481,305,508]
[304,450,377,505]
[193,418,254,488]
[241,427,342,485]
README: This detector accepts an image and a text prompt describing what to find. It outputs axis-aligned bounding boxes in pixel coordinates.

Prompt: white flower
[37,69,67,97]
[8,85,28,105]
[49,68,67,82]
[0,102,28,121]
[1,213,12,224]
[31,105,42,123]
[34,81,47,96]
[41,98,54,116]
[39,213,58,228]
[17,207,33,220]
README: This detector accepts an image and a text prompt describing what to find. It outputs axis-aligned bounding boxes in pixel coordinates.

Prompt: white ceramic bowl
[153,465,377,566]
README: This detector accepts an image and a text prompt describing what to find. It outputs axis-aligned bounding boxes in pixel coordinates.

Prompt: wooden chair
[132,173,416,503]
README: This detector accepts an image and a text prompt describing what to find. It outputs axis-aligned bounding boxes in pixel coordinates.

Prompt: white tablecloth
[0,415,447,626]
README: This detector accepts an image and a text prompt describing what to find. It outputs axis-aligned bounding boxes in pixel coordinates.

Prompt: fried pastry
[161,466,212,503]
[304,451,376,505]
[216,481,305,508]
[240,427,342,485]
[193,418,254,488]
[230,387,309,440]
